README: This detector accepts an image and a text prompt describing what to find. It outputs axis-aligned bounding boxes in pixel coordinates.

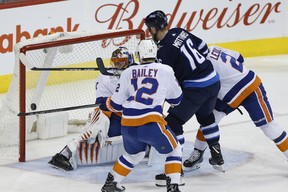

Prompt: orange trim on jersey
[102,111,112,118]
[106,96,116,112]
[102,111,122,119]
[113,161,131,176]
[196,129,206,142]
[255,87,273,123]
[229,75,261,108]
[121,114,167,126]
[165,163,182,174]
[159,123,178,149]
[114,112,122,117]
[277,137,288,152]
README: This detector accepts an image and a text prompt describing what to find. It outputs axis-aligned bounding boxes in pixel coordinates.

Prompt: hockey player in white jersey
[183,45,288,171]
[101,39,183,192]
[48,47,134,171]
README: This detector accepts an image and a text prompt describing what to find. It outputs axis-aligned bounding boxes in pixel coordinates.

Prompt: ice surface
[1,55,288,192]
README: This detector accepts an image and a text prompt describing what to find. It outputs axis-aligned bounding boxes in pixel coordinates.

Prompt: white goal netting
[0,29,144,161]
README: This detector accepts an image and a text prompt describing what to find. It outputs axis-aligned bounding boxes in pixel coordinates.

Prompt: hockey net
[0,29,145,162]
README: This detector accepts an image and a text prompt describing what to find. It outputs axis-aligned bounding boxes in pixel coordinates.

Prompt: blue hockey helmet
[145,10,168,30]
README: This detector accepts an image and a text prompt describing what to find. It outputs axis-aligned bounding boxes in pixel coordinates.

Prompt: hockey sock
[194,129,208,151]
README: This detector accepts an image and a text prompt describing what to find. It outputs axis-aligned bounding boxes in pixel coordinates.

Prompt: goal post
[0,29,145,162]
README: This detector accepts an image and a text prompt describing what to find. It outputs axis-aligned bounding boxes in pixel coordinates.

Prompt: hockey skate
[48,153,73,171]
[155,170,185,187]
[101,172,125,192]
[209,143,225,172]
[166,176,181,192]
[183,148,206,171]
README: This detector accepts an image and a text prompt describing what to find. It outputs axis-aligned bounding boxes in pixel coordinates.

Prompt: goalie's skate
[101,172,125,192]
[48,153,73,171]
[183,148,205,171]
[209,143,225,172]
[155,170,185,187]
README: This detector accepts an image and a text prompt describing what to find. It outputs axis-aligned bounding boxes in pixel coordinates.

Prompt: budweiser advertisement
[0,0,287,86]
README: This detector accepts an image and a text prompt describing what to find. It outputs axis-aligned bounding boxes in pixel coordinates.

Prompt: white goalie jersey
[95,74,120,103]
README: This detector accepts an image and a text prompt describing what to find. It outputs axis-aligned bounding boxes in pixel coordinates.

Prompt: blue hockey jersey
[157,28,219,88]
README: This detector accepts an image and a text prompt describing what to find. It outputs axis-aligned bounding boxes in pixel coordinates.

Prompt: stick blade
[96,57,120,76]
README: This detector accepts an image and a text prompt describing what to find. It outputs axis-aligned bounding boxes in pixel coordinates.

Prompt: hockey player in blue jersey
[145,10,224,185]
[101,39,184,192]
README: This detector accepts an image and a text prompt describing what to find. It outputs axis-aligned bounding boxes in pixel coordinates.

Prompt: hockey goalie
[48,47,136,171]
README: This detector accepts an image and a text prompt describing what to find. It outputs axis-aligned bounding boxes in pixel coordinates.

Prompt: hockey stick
[19,53,120,72]
[96,57,122,76]
[18,103,100,116]
[25,67,117,71]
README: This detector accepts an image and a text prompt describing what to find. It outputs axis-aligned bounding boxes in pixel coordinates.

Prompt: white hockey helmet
[135,39,157,63]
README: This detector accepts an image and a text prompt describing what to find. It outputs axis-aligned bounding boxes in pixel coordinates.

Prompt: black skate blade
[183,163,201,172]
[48,160,72,171]
[48,162,67,171]
[155,175,185,187]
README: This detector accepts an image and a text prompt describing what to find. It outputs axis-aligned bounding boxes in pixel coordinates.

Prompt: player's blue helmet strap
[145,10,168,30]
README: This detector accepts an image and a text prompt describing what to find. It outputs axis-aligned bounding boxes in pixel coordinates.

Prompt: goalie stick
[19,53,121,72]
[18,103,100,116]
[96,57,122,76]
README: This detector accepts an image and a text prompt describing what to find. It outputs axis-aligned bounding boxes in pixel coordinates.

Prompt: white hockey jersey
[95,74,123,118]
[207,45,261,108]
[95,74,120,102]
[109,62,183,126]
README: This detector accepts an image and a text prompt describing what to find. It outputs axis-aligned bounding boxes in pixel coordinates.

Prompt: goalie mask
[110,47,134,69]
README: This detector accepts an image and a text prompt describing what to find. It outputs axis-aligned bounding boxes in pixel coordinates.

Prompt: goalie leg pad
[66,139,79,170]
[99,136,125,164]
[77,135,125,166]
